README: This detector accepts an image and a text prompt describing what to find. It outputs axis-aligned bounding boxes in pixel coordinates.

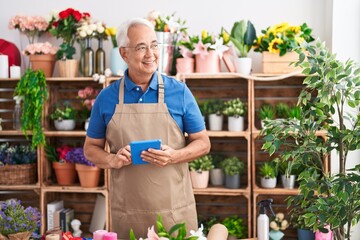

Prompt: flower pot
[269,230,284,240]
[52,162,76,186]
[75,163,100,188]
[208,113,223,131]
[262,51,301,74]
[195,50,220,73]
[228,116,244,131]
[210,168,225,186]
[29,54,56,77]
[156,31,176,75]
[315,224,333,240]
[7,231,32,240]
[57,59,79,78]
[54,119,76,131]
[297,228,315,240]
[110,47,127,76]
[176,58,194,74]
[260,177,277,188]
[225,174,240,189]
[281,174,296,189]
[236,57,252,75]
[190,170,209,188]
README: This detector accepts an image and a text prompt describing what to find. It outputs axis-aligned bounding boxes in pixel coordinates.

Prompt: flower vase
[195,50,220,73]
[29,54,56,77]
[52,162,76,186]
[58,59,79,78]
[19,33,37,72]
[176,58,194,74]
[110,47,127,76]
[75,163,100,188]
[269,230,284,240]
[95,38,105,74]
[83,38,94,77]
[156,31,176,75]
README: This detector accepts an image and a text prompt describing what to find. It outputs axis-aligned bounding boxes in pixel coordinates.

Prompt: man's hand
[109,145,132,168]
[140,144,176,167]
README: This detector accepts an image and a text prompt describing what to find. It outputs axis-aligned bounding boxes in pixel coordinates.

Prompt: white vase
[236,57,252,75]
[281,174,296,189]
[208,113,223,131]
[110,47,127,76]
[228,116,244,131]
[260,177,277,188]
[84,118,90,130]
[54,119,76,131]
[190,170,209,188]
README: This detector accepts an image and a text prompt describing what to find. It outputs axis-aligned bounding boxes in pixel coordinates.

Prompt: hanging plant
[14,69,48,148]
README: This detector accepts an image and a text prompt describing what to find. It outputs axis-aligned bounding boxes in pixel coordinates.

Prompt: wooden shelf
[207,130,250,138]
[0,184,40,191]
[41,185,107,194]
[44,130,86,137]
[193,186,250,196]
[252,187,300,195]
[0,130,32,136]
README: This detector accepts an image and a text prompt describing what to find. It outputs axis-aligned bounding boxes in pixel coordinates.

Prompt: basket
[0,163,37,185]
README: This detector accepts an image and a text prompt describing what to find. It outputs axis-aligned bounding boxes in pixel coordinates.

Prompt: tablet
[130,139,162,165]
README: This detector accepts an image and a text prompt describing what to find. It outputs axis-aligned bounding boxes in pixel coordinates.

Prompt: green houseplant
[189,155,214,189]
[229,20,256,58]
[259,104,275,129]
[203,99,224,131]
[259,161,277,189]
[209,154,225,186]
[221,156,245,189]
[223,98,247,131]
[221,215,247,239]
[14,69,48,148]
[261,40,360,240]
[50,102,77,131]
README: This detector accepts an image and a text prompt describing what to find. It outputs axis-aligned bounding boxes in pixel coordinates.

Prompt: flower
[78,86,99,120]
[48,8,90,59]
[192,29,229,59]
[270,212,289,231]
[146,10,187,33]
[23,42,58,56]
[253,22,315,56]
[76,20,108,40]
[222,98,247,117]
[0,143,37,166]
[105,27,118,48]
[66,147,95,166]
[0,199,41,236]
[45,144,74,163]
[8,15,48,43]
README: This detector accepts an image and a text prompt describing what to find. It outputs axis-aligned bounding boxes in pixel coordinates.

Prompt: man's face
[121,24,159,77]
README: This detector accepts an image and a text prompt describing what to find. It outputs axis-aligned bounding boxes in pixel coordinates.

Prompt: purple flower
[66,147,95,166]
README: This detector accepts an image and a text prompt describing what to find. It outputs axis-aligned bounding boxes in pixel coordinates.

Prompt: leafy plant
[288,105,302,120]
[259,162,277,178]
[275,102,290,118]
[189,155,214,172]
[222,98,247,117]
[203,99,224,115]
[229,20,256,58]
[259,104,275,120]
[14,69,48,148]
[210,154,224,169]
[261,40,360,240]
[49,102,76,120]
[221,156,245,176]
[45,145,74,163]
[222,215,247,239]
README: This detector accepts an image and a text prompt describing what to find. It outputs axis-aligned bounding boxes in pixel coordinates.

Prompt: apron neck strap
[118,72,165,103]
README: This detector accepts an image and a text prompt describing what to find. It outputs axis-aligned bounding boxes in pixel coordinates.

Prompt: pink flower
[23,42,58,56]
[193,41,211,58]
[179,46,193,59]
[8,15,48,43]
[147,226,169,240]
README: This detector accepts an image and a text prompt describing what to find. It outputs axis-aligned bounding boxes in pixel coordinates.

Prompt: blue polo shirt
[87,71,205,139]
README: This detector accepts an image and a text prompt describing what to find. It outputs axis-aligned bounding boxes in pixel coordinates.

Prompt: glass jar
[83,38,94,77]
[95,38,106,74]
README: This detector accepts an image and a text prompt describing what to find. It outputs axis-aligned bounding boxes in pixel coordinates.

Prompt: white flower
[270,221,279,231]
[280,219,289,230]
[276,213,284,221]
[165,17,180,33]
[147,10,160,21]
[104,68,112,77]
[209,37,229,59]
[189,224,207,240]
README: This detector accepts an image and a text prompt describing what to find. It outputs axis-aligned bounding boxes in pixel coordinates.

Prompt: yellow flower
[221,28,230,44]
[201,29,208,39]
[268,22,289,35]
[268,38,283,54]
[289,25,301,34]
[105,27,116,37]
[295,36,305,44]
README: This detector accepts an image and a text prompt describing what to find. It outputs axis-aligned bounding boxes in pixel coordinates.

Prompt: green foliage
[222,216,247,239]
[210,153,224,168]
[222,98,247,117]
[259,161,277,178]
[288,105,302,120]
[45,145,59,163]
[202,99,224,115]
[189,155,214,172]
[259,104,275,120]
[14,69,48,148]
[49,102,76,120]
[275,102,290,118]
[230,20,256,57]
[261,40,360,240]
[221,156,245,176]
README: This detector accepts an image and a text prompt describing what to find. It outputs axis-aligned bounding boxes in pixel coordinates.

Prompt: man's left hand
[140,144,175,167]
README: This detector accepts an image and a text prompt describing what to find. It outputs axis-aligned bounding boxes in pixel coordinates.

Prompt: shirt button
[136,87,140,91]
[139,98,143,102]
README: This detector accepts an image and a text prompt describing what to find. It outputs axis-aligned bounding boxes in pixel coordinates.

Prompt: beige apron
[106,72,197,239]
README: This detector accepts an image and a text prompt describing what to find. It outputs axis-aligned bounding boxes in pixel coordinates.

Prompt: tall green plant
[261,40,360,240]
[14,69,48,148]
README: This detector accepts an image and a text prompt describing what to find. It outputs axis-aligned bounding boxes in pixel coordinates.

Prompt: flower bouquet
[0,199,41,240]
[77,86,99,124]
[146,10,186,33]
[105,27,118,48]
[8,15,48,44]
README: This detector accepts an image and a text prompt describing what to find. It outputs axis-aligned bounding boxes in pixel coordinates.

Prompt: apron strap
[118,72,165,103]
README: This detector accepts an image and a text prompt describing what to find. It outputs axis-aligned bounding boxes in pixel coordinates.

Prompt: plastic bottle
[13,96,23,130]
[257,199,275,240]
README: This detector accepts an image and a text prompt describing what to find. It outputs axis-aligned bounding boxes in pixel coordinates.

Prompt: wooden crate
[262,52,301,74]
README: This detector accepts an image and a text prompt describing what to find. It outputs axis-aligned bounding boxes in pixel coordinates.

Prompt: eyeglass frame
[121,41,159,54]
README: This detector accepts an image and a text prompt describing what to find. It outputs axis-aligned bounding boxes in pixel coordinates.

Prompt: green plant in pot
[274,102,290,119]
[50,102,77,131]
[189,155,214,189]
[221,156,245,189]
[259,104,275,129]
[229,19,256,74]
[209,153,225,186]
[261,40,360,240]
[223,98,247,131]
[204,99,224,131]
[221,215,247,239]
[259,161,277,189]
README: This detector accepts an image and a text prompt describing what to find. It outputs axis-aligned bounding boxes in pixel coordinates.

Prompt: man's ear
[120,47,128,63]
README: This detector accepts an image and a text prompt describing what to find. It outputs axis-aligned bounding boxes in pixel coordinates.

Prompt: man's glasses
[123,43,159,54]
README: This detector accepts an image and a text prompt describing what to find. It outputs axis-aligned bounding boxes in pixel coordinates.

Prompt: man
[84,18,210,239]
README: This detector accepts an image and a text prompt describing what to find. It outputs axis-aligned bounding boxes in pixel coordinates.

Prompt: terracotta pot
[195,50,220,73]
[57,59,79,78]
[29,54,56,77]
[52,162,76,186]
[75,163,100,188]
[176,58,194,74]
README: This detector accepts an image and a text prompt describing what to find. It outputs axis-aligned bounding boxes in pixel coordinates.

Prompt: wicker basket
[0,163,37,185]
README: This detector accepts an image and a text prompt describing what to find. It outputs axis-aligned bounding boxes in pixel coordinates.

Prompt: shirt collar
[124,70,158,92]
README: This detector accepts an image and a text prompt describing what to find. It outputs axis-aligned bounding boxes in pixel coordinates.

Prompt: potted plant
[77,86,99,130]
[259,161,277,188]
[259,104,275,129]
[288,196,315,240]
[45,144,76,186]
[221,215,247,240]
[203,99,224,131]
[176,33,197,74]
[209,154,225,186]
[261,40,360,240]
[221,156,245,189]
[278,160,297,189]
[0,199,41,240]
[67,147,100,188]
[49,102,77,131]
[222,98,247,131]
[229,19,256,74]
[189,155,214,188]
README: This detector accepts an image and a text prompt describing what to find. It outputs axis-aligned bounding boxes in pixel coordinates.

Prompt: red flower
[83,12,91,18]
[59,8,73,19]
[72,10,82,22]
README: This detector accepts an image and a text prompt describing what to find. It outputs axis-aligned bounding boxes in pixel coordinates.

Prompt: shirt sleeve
[183,85,206,134]
[86,92,107,139]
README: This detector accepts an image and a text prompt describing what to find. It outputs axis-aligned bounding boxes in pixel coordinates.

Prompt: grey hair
[117,18,155,47]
